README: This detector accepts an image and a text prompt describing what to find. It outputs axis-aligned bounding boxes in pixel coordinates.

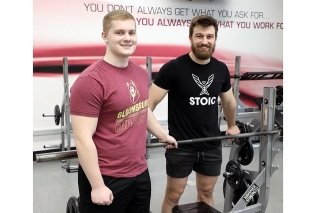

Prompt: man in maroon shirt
[70,10,177,213]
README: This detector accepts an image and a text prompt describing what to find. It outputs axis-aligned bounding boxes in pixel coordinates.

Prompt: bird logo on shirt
[192,74,214,95]
[126,80,140,103]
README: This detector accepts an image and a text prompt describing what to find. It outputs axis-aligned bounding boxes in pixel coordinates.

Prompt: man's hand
[91,185,114,206]
[159,134,178,149]
[226,124,240,135]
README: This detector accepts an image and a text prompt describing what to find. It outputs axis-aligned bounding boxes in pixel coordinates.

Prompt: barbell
[36,130,279,162]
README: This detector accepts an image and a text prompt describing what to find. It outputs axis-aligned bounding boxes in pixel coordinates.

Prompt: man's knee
[197,184,214,200]
[197,189,214,207]
[198,190,213,200]
[165,187,185,204]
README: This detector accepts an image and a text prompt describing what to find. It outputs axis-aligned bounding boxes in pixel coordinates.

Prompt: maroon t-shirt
[70,59,149,177]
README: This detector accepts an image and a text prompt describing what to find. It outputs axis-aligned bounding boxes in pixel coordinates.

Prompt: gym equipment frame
[222,87,280,213]
[36,87,280,213]
[42,57,77,172]
[37,57,281,212]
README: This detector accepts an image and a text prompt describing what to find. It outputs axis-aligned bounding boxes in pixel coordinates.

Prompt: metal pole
[233,56,241,118]
[63,57,72,152]
[146,56,153,159]
[220,56,241,126]
[258,87,276,212]
[62,57,73,171]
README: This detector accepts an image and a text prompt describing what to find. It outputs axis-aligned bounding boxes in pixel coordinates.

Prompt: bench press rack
[41,57,77,172]
[222,87,280,213]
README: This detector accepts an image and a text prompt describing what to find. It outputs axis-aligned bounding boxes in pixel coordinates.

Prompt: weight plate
[233,177,259,206]
[66,196,80,213]
[237,141,254,165]
[225,160,242,188]
[233,121,250,145]
[54,105,61,126]
[276,86,283,105]
[223,173,259,207]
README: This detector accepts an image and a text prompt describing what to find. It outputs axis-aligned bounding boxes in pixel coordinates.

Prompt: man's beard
[191,43,215,60]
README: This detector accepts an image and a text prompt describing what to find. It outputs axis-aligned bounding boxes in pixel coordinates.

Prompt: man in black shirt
[148,15,240,213]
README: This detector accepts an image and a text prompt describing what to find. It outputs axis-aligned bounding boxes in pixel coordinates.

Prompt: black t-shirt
[154,54,231,151]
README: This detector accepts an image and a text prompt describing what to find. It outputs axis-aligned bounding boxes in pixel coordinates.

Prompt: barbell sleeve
[42,114,55,117]
[36,130,279,162]
[36,150,78,162]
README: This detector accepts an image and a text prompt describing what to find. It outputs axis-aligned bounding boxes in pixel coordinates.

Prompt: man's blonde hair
[103,10,135,32]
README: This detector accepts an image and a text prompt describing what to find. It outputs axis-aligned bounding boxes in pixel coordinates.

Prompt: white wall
[33,0,283,137]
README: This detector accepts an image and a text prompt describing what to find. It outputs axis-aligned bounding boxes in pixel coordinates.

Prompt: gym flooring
[33,139,283,213]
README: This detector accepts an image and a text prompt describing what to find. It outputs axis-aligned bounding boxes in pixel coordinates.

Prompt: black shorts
[165,147,222,178]
[78,165,151,213]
